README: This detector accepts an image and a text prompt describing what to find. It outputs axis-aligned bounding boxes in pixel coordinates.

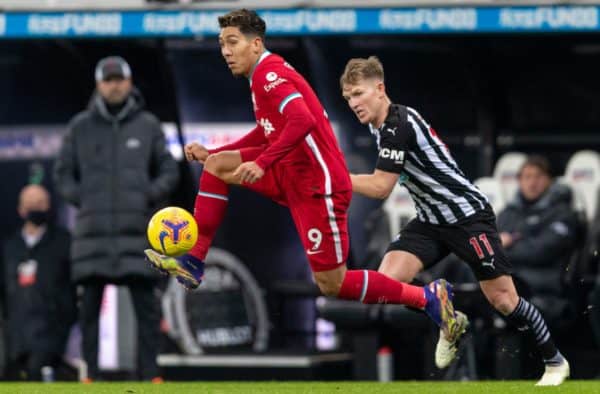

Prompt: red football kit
[210,51,351,271]
[189,50,427,310]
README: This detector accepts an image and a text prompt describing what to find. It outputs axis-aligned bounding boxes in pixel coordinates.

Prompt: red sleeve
[208,126,266,154]
[254,96,316,170]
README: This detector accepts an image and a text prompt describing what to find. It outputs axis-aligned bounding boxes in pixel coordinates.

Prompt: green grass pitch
[0,381,598,394]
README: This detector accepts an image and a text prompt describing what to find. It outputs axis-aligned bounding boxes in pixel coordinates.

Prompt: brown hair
[218,9,266,40]
[519,155,553,178]
[339,56,385,90]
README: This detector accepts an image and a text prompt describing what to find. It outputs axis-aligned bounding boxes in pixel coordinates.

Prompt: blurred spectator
[1,184,75,380]
[53,56,179,381]
[496,155,579,325]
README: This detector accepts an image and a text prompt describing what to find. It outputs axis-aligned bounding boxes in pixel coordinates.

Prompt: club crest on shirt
[266,72,278,82]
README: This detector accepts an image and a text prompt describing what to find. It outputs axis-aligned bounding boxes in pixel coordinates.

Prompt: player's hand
[184,142,209,164]
[233,162,264,184]
[499,232,514,248]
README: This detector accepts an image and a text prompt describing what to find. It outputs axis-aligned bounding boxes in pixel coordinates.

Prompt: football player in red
[144,9,464,349]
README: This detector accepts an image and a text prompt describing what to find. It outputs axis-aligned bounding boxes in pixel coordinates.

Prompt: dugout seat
[556,176,587,218]
[474,177,506,215]
[564,150,600,223]
[493,152,527,203]
[556,176,597,313]
[382,183,416,239]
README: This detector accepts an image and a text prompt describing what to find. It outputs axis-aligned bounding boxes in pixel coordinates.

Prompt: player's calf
[313,266,346,297]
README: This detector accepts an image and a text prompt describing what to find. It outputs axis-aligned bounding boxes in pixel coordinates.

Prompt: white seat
[382,184,416,239]
[474,177,506,215]
[493,152,527,203]
[556,176,587,217]
[564,150,600,223]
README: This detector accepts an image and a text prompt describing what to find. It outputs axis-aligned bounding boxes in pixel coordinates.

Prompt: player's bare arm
[350,169,399,199]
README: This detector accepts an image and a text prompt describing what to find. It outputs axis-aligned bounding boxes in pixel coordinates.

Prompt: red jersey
[249,52,351,195]
[208,51,352,270]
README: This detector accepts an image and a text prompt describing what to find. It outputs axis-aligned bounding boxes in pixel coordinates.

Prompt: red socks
[189,171,228,261]
[338,270,426,309]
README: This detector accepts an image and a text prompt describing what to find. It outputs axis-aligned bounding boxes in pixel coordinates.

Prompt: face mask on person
[25,210,50,226]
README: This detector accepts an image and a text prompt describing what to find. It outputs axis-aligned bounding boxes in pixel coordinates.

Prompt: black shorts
[386,206,512,281]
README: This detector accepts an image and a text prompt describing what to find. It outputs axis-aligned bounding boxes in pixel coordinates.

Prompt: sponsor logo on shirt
[264,77,287,92]
[379,148,405,163]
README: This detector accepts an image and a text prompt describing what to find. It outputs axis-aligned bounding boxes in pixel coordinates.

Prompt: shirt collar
[368,123,379,135]
[368,104,396,134]
[248,50,271,86]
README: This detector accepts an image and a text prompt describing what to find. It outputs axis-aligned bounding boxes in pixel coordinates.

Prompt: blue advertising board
[0,6,597,38]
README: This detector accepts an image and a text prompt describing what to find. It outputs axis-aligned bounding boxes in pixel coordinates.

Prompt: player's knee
[203,154,220,175]
[204,153,232,179]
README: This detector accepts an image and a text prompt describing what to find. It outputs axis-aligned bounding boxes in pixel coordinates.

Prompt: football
[147,206,198,257]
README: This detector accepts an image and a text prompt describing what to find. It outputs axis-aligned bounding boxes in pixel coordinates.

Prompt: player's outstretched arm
[254,98,316,171]
[185,126,267,164]
[351,169,399,200]
[208,126,267,156]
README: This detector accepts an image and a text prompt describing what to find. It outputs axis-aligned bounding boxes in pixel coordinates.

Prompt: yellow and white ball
[147,206,198,257]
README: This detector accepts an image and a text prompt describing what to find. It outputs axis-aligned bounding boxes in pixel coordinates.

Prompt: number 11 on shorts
[469,233,494,259]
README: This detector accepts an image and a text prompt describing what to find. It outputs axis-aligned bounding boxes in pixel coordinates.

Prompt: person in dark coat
[53,56,179,381]
[1,184,75,380]
[496,155,580,324]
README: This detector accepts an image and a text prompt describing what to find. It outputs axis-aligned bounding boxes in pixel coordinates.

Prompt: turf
[0,381,598,394]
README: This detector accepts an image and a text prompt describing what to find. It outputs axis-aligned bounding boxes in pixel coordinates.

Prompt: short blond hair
[339,56,384,90]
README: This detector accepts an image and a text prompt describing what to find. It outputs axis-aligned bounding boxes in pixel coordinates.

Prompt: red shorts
[240,147,350,272]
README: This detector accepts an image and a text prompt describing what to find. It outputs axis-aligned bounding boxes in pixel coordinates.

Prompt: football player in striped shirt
[340,56,569,385]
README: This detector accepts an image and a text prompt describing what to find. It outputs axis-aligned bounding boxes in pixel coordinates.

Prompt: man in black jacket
[1,184,75,380]
[53,56,179,381]
[497,155,579,325]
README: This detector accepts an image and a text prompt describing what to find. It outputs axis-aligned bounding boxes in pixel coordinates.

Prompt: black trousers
[80,277,160,380]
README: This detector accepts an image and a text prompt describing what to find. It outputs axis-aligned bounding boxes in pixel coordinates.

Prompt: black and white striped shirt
[370,104,488,225]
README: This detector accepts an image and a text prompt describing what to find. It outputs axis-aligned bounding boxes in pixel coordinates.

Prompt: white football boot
[435,310,469,369]
[535,358,570,386]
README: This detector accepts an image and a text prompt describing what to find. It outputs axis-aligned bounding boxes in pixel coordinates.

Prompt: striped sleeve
[278,92,302,114]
